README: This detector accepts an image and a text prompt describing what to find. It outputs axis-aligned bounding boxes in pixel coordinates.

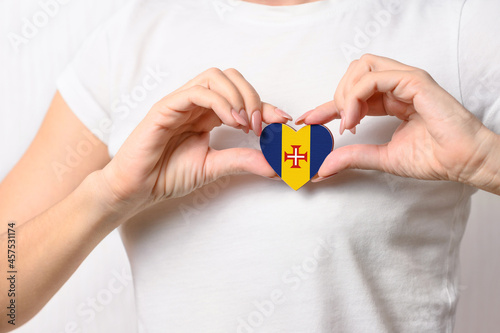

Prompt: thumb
[316,144,387,178]
[205,148,278,181]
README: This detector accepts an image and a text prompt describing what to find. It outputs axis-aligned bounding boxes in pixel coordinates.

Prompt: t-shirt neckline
[227,0,334,24]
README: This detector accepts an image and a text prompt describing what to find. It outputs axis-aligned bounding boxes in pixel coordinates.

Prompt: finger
[222,69,292,135]
[203,68,248,120]
[186,111,223,133]
[295,109,314,125]
[178,68,291,136]
[248,104,293,137]
[343,55,414,96]
[335,54,406,112]
[158,85,240,129]
[295,101,341,125]
[331,57,374,134]
[334,58,361,113]
[361,54,414,71]
[338,55,417,130]
[180,68,251,127]
[261,102,292,124]
[222,68,260,132]
[205,147,278,181]
[315,144,388,179]
[343,70,418,130]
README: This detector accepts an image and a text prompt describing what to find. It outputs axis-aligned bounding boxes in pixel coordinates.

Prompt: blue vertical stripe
[260,123,283,177]
[309,125,333,178]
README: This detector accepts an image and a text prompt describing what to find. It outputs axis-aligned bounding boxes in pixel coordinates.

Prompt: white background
[1,1,499,332]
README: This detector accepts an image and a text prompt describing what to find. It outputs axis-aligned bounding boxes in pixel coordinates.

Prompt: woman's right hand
[97,68,291,216]
[6,67,292,330]
[2,68,293,328]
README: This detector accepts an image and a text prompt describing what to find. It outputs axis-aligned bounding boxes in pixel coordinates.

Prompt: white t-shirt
[57,0,500,332]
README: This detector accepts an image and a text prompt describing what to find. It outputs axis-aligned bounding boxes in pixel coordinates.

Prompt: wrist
[464,127,500,195]
[82,171,141,228]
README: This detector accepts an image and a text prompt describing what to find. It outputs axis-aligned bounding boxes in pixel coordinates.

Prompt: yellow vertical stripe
[281,125,310,191]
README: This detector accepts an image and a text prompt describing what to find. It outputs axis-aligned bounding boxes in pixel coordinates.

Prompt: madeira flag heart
[260,124,334,190]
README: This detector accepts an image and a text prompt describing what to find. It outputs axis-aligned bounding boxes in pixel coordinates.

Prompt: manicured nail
[232,109,247,127]
[239,109,249,127]
[295,109,313,125]
[339,111,346,135]
[252,110,262,136]
[274,108,293,121]
[311,173,337,183]
[349,126,356,135]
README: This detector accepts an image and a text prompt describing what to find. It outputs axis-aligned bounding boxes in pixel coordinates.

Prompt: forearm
[0,172,126,331]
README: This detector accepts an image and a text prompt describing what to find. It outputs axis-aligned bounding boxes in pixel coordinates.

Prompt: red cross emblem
[284,145,308,168]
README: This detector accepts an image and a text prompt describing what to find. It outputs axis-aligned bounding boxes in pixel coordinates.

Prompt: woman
[1,0,499,332]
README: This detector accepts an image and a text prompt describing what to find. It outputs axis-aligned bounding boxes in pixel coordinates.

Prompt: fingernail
[232,109,247,127]
[349,126,356,135]
[311,173,337,183]
[252,110,262,136]
[339,111,346,135]
[239,109,249,127]
[295,109,313,125]
[274,108,293,121]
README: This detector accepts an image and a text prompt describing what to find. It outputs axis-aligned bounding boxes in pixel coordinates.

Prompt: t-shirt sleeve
[57,23,112,145]
[56,1,139,145]
[458,0,500,134]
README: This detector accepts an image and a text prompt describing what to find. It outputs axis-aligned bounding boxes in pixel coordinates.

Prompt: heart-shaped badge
[260,123,334,190]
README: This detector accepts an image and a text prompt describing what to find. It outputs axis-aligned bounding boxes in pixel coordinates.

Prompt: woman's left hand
[296,54,500,193]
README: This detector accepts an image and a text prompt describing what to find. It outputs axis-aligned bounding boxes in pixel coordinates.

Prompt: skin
[0,67,289,331]
[0,2,499,331]
[296,55,500,194]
